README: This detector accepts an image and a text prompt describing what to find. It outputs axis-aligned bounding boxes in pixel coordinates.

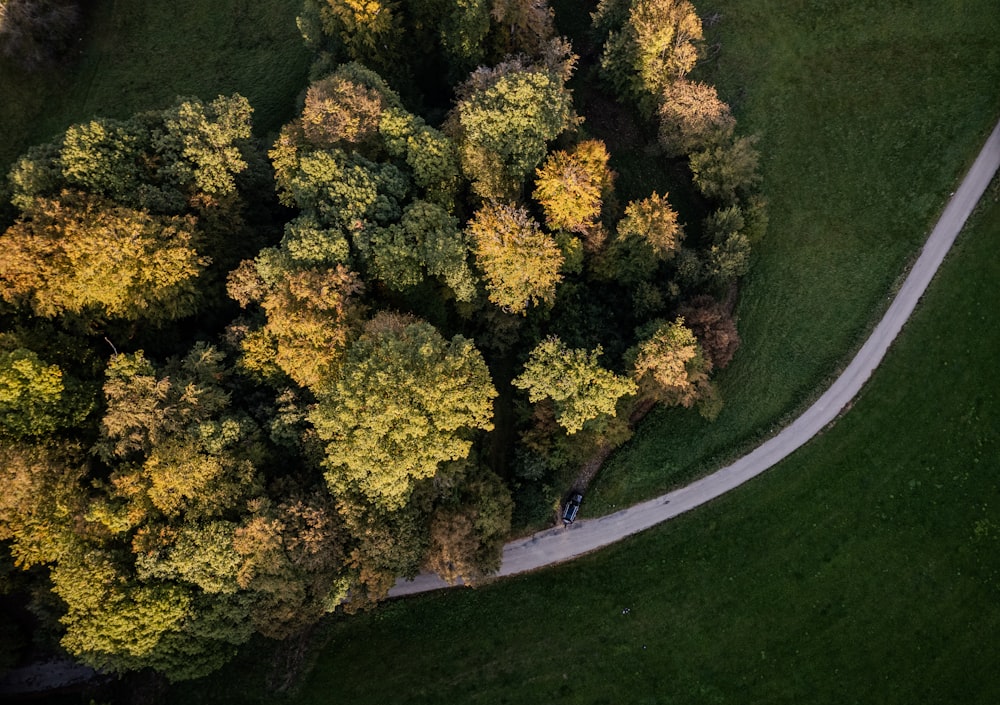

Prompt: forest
[0,0,763,681]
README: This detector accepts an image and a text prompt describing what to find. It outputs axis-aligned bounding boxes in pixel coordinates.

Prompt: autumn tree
[594,0,703,112]
[597,192,682,284]
[310,313,497,510]
[657,78,736,156]
[446,56,575,199]
[0,441,87,568]
[677,295,740,369]
[300,72,386,150]
[423,466,512,583]
[629,317,711,410]
[234,493,351,638]
[227,250,366,390]
[533,139,614,233]
[467,202,563,314]
[0,191,207,322]
[513,337,636,434]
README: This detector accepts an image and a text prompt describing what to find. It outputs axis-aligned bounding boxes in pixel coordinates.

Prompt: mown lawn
[186,178,1000,705]
[588,0,1000,511]
[0,0,310,174]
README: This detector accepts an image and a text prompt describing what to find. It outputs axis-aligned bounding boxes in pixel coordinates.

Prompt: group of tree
[0,0,763,684]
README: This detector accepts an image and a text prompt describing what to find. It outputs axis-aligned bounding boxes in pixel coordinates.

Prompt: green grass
[0,0,310,174]
[185,179,1000,705]
[588,0,1000,511]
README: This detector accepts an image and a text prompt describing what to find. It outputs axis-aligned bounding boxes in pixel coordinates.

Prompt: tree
[310,313,497,510]
[533,139,614,233]
[490,0,555,57]
[447,59,575,199]
[300,73,386,149]
[315,0,405,69]
[595,0,703,111]
[702,204,751,283]
[467,202,563,314]
[0,441,87,568]
[95,345,231,463]
[0,191,207,322]
[0,348,89,437]
[227,250,366,390]
[50,547,254,681]
[598,192,682,284]
[423,466,512,583]
[513,337,636,434]
[657,78,735,156]
[629,317,710,408]
[690,134,761,205]
[677,295,740,369]
[9,95,255,214]
[234,493,351,638]
[439,0,491,72]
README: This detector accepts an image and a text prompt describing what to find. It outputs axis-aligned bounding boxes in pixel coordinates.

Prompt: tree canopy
[310,313,497,510]
[0,0,764,681]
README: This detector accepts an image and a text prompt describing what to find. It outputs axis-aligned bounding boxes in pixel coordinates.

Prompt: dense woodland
[0,0,763,681]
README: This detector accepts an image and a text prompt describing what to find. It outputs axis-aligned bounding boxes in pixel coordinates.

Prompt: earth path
[390,118,1000,597]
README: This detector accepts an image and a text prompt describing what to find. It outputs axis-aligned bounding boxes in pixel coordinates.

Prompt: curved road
[391,118,1000,598]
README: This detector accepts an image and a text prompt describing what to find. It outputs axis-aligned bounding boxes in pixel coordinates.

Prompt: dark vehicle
[562,493,583,525]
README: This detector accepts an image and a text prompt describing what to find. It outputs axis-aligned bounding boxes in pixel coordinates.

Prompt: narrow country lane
[390,116,1000,598]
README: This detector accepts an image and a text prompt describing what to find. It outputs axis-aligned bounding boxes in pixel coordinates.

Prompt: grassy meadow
[588,0,1000,511]
[0,0,310,173]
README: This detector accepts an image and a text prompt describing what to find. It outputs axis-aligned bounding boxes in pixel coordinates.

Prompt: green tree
[513,337,636,434]
[9,95,254,213]
[467,202,563,314]
[310,313,497,510]
[690,134,761,205]
[439,0,491,71]
[446,59,575,199]
[0,191,207,322]
[0,348,89,437]
[320,0,404,66]
[702,204,751,283]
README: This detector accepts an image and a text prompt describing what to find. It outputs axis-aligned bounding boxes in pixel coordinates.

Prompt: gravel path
[390,117,1000,598]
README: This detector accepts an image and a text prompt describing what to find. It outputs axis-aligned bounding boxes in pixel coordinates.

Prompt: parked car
[562,493,583,525]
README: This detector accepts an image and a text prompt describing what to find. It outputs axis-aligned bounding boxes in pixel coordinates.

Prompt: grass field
[588,0,1000,512]
[184,178,1000,705]
[0,0,310,174]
